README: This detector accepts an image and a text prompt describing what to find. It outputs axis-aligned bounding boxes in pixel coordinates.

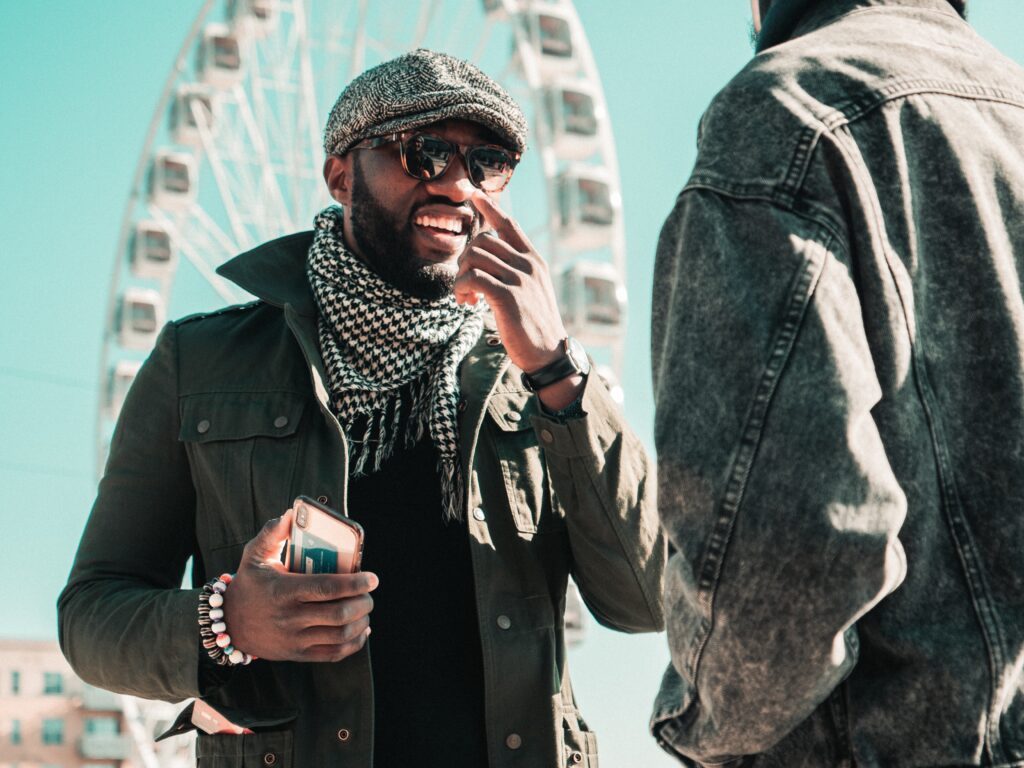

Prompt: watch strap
[521,339,584,392]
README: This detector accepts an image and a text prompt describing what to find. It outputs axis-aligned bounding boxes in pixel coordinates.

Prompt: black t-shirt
[346,435,488,766]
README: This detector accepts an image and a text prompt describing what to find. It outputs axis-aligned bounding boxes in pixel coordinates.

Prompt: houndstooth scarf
[306,206,485,521]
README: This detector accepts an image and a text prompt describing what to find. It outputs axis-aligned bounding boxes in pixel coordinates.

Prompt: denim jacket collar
[758,0,960,52]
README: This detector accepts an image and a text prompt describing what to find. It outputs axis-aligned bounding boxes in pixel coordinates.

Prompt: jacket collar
[217,231,319,316]
[757,0,962,53]
[214,229,498,333]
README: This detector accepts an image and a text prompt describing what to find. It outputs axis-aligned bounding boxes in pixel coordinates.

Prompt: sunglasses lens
[404,134,454,179]
[467,146,517,192]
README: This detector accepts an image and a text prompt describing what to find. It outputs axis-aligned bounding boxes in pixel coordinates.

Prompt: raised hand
[455,193,584,410]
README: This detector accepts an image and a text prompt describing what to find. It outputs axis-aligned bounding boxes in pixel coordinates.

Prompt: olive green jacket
[58,232,665,767]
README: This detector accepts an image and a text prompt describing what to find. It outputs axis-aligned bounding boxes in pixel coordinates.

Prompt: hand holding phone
[285,495,364,575]
[219,506,376,662]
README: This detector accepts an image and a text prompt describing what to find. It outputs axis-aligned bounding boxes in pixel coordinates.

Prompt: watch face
[566,337,591,375]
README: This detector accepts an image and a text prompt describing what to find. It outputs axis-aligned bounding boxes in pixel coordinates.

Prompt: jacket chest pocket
[180,391,306,549]
[486,391,561,537]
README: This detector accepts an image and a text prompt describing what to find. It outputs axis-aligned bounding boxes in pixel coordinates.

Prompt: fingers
[298,615,372,647]
[457,245,523,284]
[471,192,531,253]
[454,267,507,307]
[299,627,372,663]
[301,593,374,627]
[288,570,379,602]
[241,509,294,567]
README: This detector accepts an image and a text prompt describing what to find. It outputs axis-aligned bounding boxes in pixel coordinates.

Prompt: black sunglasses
[351,131,521,193]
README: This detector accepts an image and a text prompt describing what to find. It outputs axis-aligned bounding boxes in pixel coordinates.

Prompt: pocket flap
[486,389,541,433]
[179,392,305,443]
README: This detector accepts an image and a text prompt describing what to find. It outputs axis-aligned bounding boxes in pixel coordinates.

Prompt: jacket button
[316,495,329,505]
[273,415,289,428]
[486,335,502,347]
[262,753,276,766]
[337,728,351,742]
[570,750,583,763]
[497,615,512,630]
[539,429,554,444]
[505,733,522,749]
[197,419,211,434]
[473,507,486,522]
[505,411,521,423]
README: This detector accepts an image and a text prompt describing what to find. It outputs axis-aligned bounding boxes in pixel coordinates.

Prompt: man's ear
[324,154,353,206]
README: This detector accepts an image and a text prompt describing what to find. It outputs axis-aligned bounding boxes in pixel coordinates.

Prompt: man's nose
[424,155,475,202]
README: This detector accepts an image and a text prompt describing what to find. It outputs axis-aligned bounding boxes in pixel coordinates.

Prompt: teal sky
[2,2,1021,765]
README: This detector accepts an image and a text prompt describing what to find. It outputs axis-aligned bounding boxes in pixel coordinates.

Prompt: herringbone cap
[323,48,528,156]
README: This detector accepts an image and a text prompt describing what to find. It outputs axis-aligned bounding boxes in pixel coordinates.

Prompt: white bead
[209,593,224,608]
[215,633,231,648]
[212,581,227,593]
[208,608,224,620]
[228,649,244,664]
[211,621,226,634]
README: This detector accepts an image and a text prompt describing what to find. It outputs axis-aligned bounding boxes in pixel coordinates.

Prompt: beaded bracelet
[197,573,256,667]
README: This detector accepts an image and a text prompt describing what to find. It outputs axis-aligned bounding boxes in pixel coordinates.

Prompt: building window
[10,670,19,695]
[11,718,21,744]
[84,717,119,736]
[41,718,64,746]
[42,672,63,695]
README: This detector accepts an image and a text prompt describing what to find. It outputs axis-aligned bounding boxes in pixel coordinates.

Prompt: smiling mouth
[413,213,465,235]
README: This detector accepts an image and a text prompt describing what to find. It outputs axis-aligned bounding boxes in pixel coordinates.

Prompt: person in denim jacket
[650,1,1024,766]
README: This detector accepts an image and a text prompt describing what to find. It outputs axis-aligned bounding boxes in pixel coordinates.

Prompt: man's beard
[348,161,473,301]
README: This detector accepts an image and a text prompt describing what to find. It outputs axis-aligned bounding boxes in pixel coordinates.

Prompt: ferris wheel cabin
[117,288,165,350]
[170,86,217,145]
[559,260,626,345]
[196,24,244,88]
[595,364,625,405]
[545,81,601,160]
[526,8,579,78]
[227,0,279,37]
[105,360,143,420]
[148,150,197,210]
[129,221,177,280]
[556,166,618,251]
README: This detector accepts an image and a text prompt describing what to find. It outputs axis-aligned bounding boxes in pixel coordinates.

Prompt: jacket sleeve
[58,322,204,702]
[531,376,666,634]
[649,190,907,762]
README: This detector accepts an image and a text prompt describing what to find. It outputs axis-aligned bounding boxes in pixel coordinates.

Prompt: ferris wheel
[98,0,629,479]
[98,2,626,760]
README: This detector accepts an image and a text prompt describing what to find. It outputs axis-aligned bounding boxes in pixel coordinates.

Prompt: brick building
[0,639,192,768]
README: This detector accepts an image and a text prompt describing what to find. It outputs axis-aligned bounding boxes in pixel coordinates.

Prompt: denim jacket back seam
[828,120,1010,763]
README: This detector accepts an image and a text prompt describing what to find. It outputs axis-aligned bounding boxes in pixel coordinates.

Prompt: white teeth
[414,214,462,234]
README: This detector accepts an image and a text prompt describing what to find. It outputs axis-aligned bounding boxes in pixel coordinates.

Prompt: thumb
[243,508,294,567]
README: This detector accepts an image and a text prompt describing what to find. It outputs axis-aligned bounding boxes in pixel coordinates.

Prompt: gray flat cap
[323,48,528,157]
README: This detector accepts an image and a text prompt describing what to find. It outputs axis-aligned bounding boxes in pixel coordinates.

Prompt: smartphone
[285,495,364,575]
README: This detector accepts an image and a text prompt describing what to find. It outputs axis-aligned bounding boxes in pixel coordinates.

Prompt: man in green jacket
[59,49,664,767]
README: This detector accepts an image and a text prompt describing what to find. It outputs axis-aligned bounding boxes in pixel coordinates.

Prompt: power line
[0,366,98,392]
[0,460,93,481]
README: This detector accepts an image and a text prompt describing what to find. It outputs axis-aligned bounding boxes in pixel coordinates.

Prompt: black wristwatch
[521,337,591,392]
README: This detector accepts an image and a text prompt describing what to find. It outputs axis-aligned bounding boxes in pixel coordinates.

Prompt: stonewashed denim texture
[650,0,1024,766]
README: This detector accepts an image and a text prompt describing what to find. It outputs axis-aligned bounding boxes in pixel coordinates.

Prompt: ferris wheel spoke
[471,14,499,64]
[147,205,240,304]
[411,0,441,49]
[350,0,369,80]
